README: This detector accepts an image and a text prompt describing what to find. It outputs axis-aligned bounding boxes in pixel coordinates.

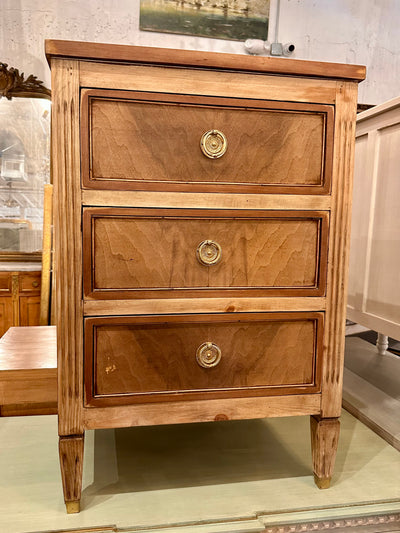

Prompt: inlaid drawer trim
[84,312,324,407]
[82,208,329,299]
[81,90,334,195]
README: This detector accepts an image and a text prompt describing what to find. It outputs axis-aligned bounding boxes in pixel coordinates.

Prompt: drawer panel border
[81,89,334,195]
[84,311,324,407]
[82,207,329,300]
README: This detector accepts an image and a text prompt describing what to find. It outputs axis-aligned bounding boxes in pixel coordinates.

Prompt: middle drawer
[83,208,329,299]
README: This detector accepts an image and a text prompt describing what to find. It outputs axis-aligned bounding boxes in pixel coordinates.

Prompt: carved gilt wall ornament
[0,62,51,100]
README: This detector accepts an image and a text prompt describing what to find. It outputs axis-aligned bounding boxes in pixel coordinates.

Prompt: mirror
[0,63,51,262]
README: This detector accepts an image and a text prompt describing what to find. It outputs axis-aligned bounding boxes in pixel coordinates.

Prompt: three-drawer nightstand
[46,39,365,513]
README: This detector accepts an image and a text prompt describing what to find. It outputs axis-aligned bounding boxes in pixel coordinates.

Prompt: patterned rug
[263,512,400,532]
[33,512,400,533]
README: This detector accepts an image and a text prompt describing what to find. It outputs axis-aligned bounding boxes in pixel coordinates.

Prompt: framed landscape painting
[140,0,270,41]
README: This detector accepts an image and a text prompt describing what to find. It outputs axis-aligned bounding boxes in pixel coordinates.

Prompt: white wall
[0,0,399,104]
[277,0,400,105]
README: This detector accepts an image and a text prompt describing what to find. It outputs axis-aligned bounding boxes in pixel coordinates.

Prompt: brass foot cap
[314,473,331,489]
[66,500,80,514]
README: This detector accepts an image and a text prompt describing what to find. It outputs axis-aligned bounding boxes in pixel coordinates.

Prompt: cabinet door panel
[19,296,41,326]
[0,296,13,337]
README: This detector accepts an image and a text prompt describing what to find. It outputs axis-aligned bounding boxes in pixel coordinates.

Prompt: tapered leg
[59,434,84,513]
[310,416,340,489]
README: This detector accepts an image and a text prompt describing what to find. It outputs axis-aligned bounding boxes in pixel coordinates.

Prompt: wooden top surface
[357,95,400,122]
[45,40,366,82]
[0,326,56,371]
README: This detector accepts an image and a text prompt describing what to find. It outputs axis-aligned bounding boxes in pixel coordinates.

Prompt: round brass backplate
[200,129,227,159]
[196,342,222,368]
[196,240,222,266]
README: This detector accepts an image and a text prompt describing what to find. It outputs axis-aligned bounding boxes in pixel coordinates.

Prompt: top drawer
[81,90,333,194]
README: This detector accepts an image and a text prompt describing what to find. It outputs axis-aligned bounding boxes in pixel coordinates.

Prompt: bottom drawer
[84,312,323,406]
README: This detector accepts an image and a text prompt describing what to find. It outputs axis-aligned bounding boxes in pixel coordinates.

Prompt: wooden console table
[0,326,57,416]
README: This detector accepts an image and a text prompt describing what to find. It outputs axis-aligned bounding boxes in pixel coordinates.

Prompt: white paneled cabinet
[347,97,400,343]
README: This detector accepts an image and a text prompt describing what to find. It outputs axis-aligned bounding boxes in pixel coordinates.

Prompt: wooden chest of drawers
[46,40,365,513]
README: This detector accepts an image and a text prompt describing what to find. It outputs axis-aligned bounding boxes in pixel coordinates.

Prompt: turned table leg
[59,434,85,513]
[376,333,389,355]
[310,416,340,489]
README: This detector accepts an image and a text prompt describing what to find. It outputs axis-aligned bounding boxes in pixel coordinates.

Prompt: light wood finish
[80,62,340,106]
[59,435,84,512]
[83,297,326,316]
[321,82,358,418]
[47,41,363,510]
[45,40,366,81]
[0,271,41,336]
[310,416,340,489]
[40,184,53,325]
[82,190,332,210]
[0,326,57,415]
[84,394,321,430]
[83,208,328,299]
[51,59,84,438]
[85,312,323,406]
[347,96,400,342]
[82,90,333,194]
[0,326,56,371]
[81,62,339,106]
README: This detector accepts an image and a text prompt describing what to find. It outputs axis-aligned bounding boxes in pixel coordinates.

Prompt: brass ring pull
[200,129,227,159]
[196,342,222,368]
[196,240,222,266]
[32,281,39,288]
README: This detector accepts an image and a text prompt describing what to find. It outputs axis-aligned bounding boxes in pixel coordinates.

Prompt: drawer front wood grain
[0,272,11,294]
[19,272,41,293]
[85,312,323,406]
[81,90,333,194]
[83,208,329,299]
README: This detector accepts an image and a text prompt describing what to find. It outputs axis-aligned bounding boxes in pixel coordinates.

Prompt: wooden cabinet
[347,96,400,343]
[0,271,41,336]
[46,40,365,513]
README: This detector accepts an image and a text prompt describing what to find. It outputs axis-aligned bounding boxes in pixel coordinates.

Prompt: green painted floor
[0,406,399,533]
